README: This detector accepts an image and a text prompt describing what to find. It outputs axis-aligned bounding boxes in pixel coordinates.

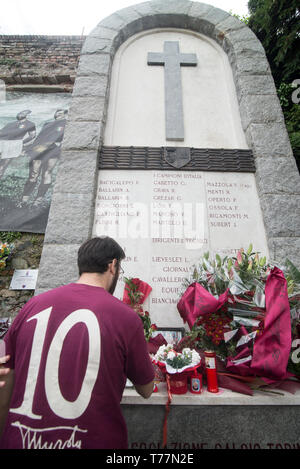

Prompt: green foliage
[247,0,300,170]
[165,353,191,369]
[285,105,300,166]
[287,355,300,377]
[277,81,300,169]
[0,231,22,243]
[286,259,300,283]
[0,58,19,67]
[248,0,300,86]
[229,10,250,25]
[183,244,269,301]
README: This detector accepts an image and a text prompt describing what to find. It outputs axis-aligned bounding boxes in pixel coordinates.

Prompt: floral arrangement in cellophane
[176,245,300,395]
[122,277,158,341]
[153,344,201,374]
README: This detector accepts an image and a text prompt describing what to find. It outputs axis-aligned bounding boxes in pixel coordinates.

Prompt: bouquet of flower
[139,311,158,341]
[177,245,300,393]
[123,277,148,311]
[153,344,201,374]
[122,277,158,341]
[0,243,14,271]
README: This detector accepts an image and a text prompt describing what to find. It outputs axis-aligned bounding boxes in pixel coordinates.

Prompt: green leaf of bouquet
[285,259,300,283]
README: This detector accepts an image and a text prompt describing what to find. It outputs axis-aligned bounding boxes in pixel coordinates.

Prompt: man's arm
[126,318,155,399]
[134,380,154,399]
[0,368,14,438]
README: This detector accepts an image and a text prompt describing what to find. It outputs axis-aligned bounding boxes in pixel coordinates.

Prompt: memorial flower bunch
[182,244,269,303]
[0,242,14,270]
[178,245,270,358]
[154,344,201,373]
[183,244,300,318]
[183,245,299,305]
[123,277,156,341]
[140,310,158,341]
[177,244,300,392]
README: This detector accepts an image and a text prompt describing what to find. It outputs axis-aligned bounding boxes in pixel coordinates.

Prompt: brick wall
[0,35,86,90]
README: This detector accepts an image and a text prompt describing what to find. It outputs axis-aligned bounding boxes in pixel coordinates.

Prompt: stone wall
[0,35,85,91]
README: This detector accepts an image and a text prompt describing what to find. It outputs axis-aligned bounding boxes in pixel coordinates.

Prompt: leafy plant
[183,244,269,304]
[0,231,22,244]
[284,259,300,297]
[228,10,250,25]
[0,58,19,67]
[0,243,14,270]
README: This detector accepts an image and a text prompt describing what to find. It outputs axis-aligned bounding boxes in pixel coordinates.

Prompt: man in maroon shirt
[0,237,154,449]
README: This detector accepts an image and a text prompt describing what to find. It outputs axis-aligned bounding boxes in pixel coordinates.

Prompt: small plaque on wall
[9,269,39,290]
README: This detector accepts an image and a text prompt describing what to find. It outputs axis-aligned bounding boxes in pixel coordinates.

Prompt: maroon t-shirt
[0,283,154,449]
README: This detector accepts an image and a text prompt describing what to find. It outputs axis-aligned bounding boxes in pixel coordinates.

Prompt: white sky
[0,0,249,36]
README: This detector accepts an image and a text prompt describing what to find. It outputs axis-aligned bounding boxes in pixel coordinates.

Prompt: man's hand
[0,357,14,438]
[134,380,154,399]
[0,355,10,388]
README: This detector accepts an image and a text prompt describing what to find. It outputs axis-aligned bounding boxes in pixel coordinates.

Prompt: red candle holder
[205,350,219,393]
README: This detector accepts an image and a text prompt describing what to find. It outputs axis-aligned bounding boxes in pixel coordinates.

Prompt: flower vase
[168,372,188,394]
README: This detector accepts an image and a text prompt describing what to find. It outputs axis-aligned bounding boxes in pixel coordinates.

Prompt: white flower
[167,351,176,360]
[154,345,201,371]
[191,350,201,364]
[155,344,173,361]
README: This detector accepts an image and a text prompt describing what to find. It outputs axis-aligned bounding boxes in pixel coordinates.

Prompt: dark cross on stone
[148,41,197,141]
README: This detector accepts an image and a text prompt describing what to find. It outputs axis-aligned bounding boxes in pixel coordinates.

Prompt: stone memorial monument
[35,0,300,448]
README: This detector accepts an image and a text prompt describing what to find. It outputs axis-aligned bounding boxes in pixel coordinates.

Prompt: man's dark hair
[77,236,125,275]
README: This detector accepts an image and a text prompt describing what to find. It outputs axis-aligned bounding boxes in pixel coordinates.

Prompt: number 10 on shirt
[10,307,101,420]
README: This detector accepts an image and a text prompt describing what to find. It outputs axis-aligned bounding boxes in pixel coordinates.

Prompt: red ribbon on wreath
[177,282,229,329]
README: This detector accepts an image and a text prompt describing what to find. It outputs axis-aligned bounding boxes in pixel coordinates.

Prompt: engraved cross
[148,41,197,141]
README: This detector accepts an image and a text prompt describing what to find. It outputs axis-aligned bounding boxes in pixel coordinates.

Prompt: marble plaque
[92,170,269,328]
[10,269,39,290]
